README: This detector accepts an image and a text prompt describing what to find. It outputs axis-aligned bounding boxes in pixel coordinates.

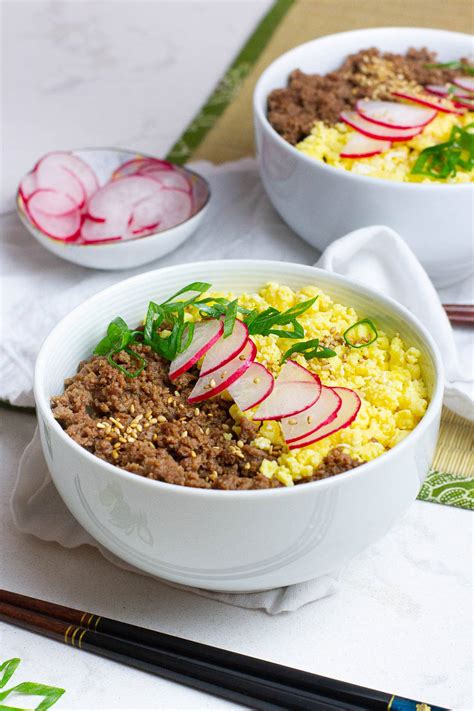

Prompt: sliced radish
[62,154,99,199]
[138,166,192,193]
[340,112,423,141]
[112,157,174,180]
[36,153,86,207]
[169,319,224,380]
[188,339,256,403]
[391,91,465,115]
[19,171,38,201]
[356,99,436,129]
[281,385,342,443]
[199,319,249,377]
[26,198,81,242]
[252,360,321,421]
[340,132,391,158]
[425,84,470,99]
[453,76,474,93]
[81,218,123,243]
[288,387,361,450]
[88,175,160,221]
[453,97,474,110]
[128,189,192,236]
[26,188,79,216]
[227,362,274,411]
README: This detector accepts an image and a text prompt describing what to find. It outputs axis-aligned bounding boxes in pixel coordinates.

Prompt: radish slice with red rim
[227,362,274,411]
[453,76,474,93]
[188,339,256,403]
[169,319,224,380]
[128,189,192,236]
[425,84,471,99]
[26,188,79,216]
[281,385,341,443]
[453,97,474,110]
[36,153,86,208]
[356,99,436,128]
[391,91,465,115]
[199,319,249,376]
[252,360,321,421]
[88,175,161,221]
[112,158,175,180]
[340,132,391,158]
[19,172,38,202]
[288,386,361,450]
[26,197,81,242]
[138,166,192,193]
[340,112,423,141]
[81,218,123,243]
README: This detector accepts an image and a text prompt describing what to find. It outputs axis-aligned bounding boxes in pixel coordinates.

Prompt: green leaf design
[0,660,20,689]
[0,681,65,710]
[418,471,474,510]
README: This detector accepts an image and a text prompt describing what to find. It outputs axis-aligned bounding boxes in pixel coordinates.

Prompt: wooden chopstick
[0,590,450,711]
[443,304,474,326]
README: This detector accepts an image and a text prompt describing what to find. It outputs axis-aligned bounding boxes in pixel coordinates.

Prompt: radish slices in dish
[18,153,195,244]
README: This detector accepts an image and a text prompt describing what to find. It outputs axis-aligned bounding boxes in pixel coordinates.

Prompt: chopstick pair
[0,589,450,711]
[443,304,474,326]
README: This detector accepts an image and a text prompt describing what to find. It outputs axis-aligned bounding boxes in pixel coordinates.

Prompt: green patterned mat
[419,472,473,510]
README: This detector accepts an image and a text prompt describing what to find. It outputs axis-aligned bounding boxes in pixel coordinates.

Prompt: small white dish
[16,148,210,270]
[34,260,443,592]
[253,28,473,287]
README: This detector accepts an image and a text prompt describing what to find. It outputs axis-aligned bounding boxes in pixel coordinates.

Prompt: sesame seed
[157,415,167,423]
[239,354,246,360]
[205,427,210,435]
[127,436,135,443]
[113,427,121,436]
[237,440,244,448]
[194,408,200,416]
[182,431,188,438]
[167,397,174,404]
[136,424,143,432]
[149,418,158,424]
[209,379,216,388]
[190,451,197,458]
[113,442,121,449]
[253,377,261,384]
[174,390,180,397]
[119,436,127,443]
[178,403,185,409]
[109,417,124,430]
[288,418,297,425]
[130,404,135,414]
[306,415,313,424]
[96,422,105,429]
[244,463,251,470]
[145,410,152,419]
[111,450,119,460]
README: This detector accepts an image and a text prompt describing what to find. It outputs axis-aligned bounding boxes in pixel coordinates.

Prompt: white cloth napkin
[4,158,474,615]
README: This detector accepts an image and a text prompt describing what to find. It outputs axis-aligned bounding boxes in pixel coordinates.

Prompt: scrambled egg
[219,283,429,487]
[296,112,474,183]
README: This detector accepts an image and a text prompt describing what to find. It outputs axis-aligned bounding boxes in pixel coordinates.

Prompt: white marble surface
[1,2,473,710]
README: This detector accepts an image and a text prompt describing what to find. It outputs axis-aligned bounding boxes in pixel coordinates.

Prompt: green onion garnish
[343,319,378,348]
[281,338,336,363]
[411,123,474,179]
[107,347,147,378]
[424,60,474,76]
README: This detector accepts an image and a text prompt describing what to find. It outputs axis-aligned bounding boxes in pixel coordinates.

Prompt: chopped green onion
[281,338,337,363]
[424,60,474,76]
[343,319,378,348]
[107,347,147,378]
[411,123,474,179]
[223,298,238,337]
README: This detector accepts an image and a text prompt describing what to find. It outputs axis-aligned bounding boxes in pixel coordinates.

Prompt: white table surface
[1,2,472,710]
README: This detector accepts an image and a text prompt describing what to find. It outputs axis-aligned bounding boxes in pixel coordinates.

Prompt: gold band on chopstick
[78,611,102,630]
[64,623,90,647]
[64,624,74,645]
[77,628,88,649]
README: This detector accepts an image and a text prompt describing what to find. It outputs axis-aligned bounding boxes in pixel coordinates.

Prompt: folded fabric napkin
[5,158,473,614]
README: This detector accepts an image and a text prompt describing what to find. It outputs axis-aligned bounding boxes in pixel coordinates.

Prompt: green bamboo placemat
[166,0,473,509]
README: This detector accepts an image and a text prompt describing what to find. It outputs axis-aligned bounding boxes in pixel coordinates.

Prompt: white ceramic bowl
[254,28,473,287]
[34,260,443,592]
[17,148,210,270]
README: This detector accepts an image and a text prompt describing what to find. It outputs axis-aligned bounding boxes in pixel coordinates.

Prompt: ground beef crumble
[267,47,465,145]
[52,345,362,490]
